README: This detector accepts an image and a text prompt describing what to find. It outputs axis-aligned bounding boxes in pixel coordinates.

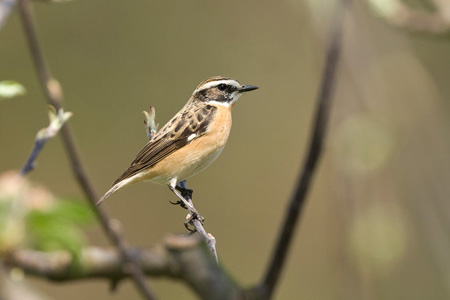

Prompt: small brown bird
[97,76,258,208]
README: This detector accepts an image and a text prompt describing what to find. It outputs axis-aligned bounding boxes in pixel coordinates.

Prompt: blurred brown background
[2,0,450,299]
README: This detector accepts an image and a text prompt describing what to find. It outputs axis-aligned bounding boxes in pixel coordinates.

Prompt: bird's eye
[217,84,227,91]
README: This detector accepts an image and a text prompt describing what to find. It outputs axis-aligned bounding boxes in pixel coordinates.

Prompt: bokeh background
[2,0,450,299]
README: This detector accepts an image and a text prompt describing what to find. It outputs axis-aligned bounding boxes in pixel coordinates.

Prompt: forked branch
[5,235,239,300]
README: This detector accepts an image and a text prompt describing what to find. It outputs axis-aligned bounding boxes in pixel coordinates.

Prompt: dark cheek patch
[216,95,228,102]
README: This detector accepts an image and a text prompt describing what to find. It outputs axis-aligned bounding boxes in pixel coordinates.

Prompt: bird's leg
[168,181,204,231]
[168,184,195,210]
[168,181,193,209]
[176,181,202,231]
[176,180,193,200]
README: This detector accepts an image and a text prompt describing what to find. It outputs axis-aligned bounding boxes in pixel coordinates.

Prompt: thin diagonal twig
[20,106,72,176]
[259,0,353,299]
[176,180,218,264]
[17,1,157,299]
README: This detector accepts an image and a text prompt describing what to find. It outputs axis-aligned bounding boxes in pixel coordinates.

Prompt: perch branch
[5,235,239,300]
[17,1,157,299]
[258,0,352,299]
[177,180,218,264]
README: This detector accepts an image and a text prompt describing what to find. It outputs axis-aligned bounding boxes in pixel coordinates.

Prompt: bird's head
[192,76,258,108]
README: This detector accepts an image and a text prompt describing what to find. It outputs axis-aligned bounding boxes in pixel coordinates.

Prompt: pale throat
[208,92,242,108]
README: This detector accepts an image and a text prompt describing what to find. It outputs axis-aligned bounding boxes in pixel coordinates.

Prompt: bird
[96,76,258,210]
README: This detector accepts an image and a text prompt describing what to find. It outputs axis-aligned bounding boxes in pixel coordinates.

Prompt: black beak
[239,85,259,92]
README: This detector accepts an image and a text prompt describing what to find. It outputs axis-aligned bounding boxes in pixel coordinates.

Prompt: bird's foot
[169,199,188,209]
[169,181,203,231]
[184,211,205,232]
[170,182,194,209]
[176,185,193,199]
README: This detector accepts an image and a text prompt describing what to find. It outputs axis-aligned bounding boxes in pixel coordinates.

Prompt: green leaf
[52,200,94,225]
[0,81,26,99]
[25,200,93,257]
[27,212,85,253]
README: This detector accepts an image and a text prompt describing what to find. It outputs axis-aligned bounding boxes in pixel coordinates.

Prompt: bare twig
[143,105,159,140]
[20,138,47,175]
[177,180,219,264]
[17,1,157,299]
[20,106,72,176]
[6,235,239,300]
[258,0,352,299]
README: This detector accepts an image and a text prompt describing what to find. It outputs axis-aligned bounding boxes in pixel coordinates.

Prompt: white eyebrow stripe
[194,79,240,93]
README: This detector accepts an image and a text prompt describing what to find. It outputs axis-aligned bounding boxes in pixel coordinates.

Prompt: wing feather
[113,104,217,185]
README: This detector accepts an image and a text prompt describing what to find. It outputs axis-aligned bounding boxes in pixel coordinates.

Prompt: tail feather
[96,175,137,206]
[96,184,120,207]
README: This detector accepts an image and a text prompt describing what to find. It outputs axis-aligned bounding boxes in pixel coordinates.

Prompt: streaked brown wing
[113,105,217,185]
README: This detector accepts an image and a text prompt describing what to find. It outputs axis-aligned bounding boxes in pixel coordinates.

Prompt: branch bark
[10,0,354,299]
[177,180,219,264]
[5,235,240,300]
[16,1,157,299]
[258,0,352,299]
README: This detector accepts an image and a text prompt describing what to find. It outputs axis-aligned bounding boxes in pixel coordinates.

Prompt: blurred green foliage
[26,200,94,256]
[2,0,450,299]
[0,172,93,260]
